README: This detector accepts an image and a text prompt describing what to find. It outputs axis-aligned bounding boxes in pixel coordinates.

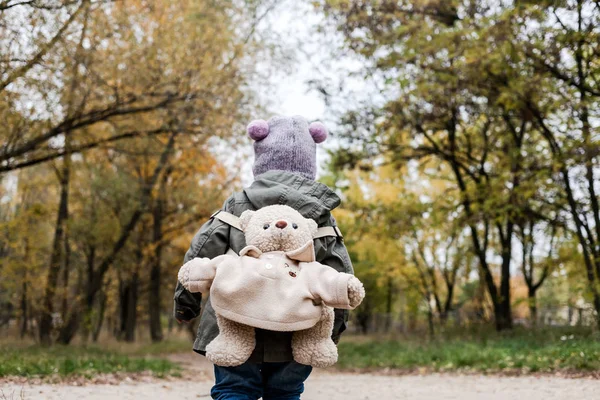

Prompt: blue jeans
[211,361,312,400]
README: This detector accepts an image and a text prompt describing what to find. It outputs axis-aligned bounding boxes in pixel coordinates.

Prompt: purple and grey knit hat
[247,115,328,180]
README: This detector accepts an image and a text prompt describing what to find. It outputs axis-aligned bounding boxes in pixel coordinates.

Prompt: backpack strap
[210,210,343,239]
[211,210,242,231]
[313,225,343,239]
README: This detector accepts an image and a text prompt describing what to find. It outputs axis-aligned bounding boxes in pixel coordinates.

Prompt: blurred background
[1,0,600,378]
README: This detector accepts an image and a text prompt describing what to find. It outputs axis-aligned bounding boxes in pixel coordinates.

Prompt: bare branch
[0,0,89,91]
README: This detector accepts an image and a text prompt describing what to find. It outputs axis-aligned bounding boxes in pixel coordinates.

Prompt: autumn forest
[1,0,600,352]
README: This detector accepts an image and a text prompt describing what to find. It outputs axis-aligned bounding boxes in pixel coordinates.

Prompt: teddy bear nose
[275,220,288,229]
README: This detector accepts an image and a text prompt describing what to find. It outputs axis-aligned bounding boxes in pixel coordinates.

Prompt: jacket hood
[243,170,340,225]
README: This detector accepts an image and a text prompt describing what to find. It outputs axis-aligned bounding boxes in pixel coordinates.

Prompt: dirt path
[2,353,599,399]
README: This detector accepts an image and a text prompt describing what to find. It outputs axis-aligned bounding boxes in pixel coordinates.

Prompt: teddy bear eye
[292,223,298,229]
[263,224,270,230]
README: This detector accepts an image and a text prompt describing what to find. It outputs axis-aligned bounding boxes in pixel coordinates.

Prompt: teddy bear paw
[178,258,210,293]
[177,262,192,289]
[347,276,365,308]
[293,338,338,368]
[206,337,253,367]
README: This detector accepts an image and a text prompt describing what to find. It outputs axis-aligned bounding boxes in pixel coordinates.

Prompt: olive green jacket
[172,170,353,362]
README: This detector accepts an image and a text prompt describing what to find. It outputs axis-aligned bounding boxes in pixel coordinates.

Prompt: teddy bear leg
[206,314,256,367]
[292,306,338,368]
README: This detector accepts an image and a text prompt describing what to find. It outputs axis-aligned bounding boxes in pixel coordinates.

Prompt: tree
[327,163,470,333]
[499,0,600,326]
[319,0,595,330]
[516,220,557,325]
[0,167,55,339]
[0,0,270,344]
[404,212,469,328]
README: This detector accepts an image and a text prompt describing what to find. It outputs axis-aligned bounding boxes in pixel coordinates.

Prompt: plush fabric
[205,314,256,367]
[177,204,365,368]
[248,116,327,180]
[348,275,366,308]
[292,306,338,368]
[238,205,318,255]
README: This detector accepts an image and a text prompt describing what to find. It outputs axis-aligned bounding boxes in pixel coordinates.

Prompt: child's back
[173,116,354,399]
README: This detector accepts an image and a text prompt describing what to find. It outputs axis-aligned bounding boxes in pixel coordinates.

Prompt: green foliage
[0,345,180,378]
[0,0,271,344]
[321,0,600,329]
[338,328,600,372]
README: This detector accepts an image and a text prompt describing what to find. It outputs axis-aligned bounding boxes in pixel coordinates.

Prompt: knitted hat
[247,115,328,180]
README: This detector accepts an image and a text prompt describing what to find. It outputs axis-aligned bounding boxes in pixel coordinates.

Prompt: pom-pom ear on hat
[308,122,328,143]
[247,119,269,141]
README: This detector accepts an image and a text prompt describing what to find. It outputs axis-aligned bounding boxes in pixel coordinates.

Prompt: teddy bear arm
[305,264,358,309]
[178,255,231,293]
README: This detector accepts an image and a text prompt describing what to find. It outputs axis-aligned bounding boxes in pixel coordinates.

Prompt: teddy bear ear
[308,122,328,144]
[247,119,269,141]
[239,210,255,231]
[306,218,318,237]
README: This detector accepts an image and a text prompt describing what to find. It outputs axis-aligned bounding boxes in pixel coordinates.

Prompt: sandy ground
[2,354,599,400]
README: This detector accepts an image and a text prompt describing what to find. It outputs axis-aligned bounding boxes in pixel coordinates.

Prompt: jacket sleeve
[173,198,234,321]
[315,217,354,343]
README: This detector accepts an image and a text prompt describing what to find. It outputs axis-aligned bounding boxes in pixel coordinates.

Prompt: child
[173,115,354,400]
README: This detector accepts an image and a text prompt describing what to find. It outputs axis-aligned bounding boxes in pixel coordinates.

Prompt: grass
[337,326,600,373]
[0,343,182,378]
[2,327,599,378]
[119,337,191,356]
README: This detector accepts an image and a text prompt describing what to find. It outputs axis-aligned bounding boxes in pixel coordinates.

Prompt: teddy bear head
[239,205,318,255]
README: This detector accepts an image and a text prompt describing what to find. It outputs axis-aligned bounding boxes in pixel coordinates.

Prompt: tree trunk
[528,288,538,327]
[61,232,71,320]
[384,277,393,332]
[58,302,83,345]
[149,168,170,342]
[439,310,448,326]
[149,201,164,342]
[117,279,126,340]
[440,281,455,327]
[426,301,435,338]
[494,300,512,331]
[118,238,142,342]
[39,136,71,345]
[92,290,107,342]
[357,313,369,334]
[355,297,371,334]
[497,237,513,331]
[118,270,139,342]
[57,246,94,344]
[125,274,138,342]
[20,279,28,339]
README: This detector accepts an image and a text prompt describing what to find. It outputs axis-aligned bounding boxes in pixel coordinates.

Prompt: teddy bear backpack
[178,205,365,368]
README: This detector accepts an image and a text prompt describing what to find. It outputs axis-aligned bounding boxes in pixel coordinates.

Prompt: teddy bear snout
[275,220,288,229]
